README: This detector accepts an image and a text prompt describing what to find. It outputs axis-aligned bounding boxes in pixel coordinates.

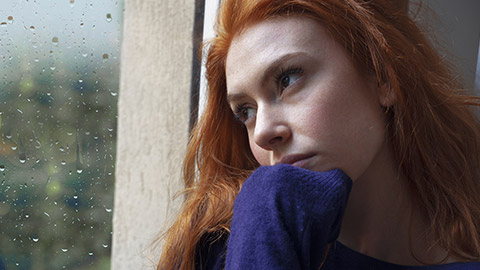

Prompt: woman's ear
[378,83,396,107]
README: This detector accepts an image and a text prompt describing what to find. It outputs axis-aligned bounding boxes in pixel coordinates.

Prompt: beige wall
[111,0,194,269]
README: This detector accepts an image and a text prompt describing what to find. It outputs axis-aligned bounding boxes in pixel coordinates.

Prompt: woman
[158,0,480,269]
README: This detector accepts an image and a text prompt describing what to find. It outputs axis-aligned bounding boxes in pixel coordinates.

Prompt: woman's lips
[277,154,314,168]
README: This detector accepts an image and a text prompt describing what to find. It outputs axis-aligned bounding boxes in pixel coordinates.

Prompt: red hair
[158,0,480,268]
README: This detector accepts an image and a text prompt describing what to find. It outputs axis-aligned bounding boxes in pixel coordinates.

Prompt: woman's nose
[253,106,291,151]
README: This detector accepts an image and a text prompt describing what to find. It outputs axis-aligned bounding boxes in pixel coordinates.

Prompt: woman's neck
[337,143,451,265]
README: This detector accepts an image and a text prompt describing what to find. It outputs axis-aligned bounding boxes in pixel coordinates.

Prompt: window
[0,1,123,269]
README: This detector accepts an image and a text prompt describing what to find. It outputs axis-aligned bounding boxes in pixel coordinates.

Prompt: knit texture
[195,164,480,269]
[225,164,352,270]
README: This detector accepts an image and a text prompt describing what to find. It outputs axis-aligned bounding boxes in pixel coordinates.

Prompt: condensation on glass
[0,1,123,269]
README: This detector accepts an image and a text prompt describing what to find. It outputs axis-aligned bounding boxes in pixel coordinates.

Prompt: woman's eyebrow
[260,52,306,86]
[226,52,308,104]
[226,92,247,105]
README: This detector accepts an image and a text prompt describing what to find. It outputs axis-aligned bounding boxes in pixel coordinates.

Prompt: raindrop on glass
[102,53,109,60]
[88,252,93,256]
[102,244,109,248]
[32,237,39,242]
[0,22,7,27]
[61,160,66,166]
[8,16,13,22]
[76,169,83,174]
[105,208,112,213]
[106,13,112,22]
[62,248,68,252]
[29,25,35,31]
[19,153,26,164]
[78,79,83,83]
[52,36,59,45]
[0,165,5,172]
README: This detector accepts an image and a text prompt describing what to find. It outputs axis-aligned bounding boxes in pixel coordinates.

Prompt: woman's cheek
[250,141,272,166]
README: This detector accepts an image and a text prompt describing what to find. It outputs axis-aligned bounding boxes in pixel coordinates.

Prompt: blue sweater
[195,164,480,269]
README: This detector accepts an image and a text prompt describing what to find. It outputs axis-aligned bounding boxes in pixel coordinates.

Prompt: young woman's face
[225,16,391,180]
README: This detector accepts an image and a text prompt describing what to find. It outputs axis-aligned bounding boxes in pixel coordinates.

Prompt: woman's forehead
[225,16,335,93]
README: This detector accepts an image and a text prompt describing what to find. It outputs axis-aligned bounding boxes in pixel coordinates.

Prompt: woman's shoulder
[325,242,480,270]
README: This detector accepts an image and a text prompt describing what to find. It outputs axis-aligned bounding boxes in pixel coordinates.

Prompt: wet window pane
[0,1,122,269]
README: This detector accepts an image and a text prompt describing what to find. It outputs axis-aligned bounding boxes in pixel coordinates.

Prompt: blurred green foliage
[0,22,118,270]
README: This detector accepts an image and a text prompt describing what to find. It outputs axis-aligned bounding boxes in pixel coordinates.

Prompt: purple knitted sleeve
[225,164,352,270]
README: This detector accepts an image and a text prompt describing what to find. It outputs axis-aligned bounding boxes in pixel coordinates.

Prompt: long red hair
[158,0,480,268]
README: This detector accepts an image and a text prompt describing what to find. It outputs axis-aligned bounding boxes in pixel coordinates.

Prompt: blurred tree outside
[0,1,123,269]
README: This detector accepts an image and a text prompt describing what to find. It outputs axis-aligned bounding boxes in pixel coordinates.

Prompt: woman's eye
[276,67,303,90]
[280,73,300,89]
[234,106,256,124]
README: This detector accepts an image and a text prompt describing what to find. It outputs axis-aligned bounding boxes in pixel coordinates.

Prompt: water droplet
[105,208,112,213]
[76,169,83,174]
[102,244,109,248]
[102,53,109,60]
[32,237,39,242]
[110,92,118,97]
[69,0,75,6]
[50,66,56,71]
[7,16,13,22]
[59,146,65,152]
[61,160,66,166]
[73,195,78,199]
[88,252,93,256]
[29,25,35,31]
[44,212,50,217]
[6,134,12,139]
[82,53,88,58]
[19,157,26,164]
[0,22,7,27]
[78,79,83,83]
[106,13,112,22]
[11,145,17,150]
[52,36,59,45]
[62,248,68,252]
[17,109,23,114]
[0,165,5,172]
[25,214,29,218]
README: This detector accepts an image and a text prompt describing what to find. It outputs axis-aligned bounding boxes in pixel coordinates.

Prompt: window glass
[0,1,122,269]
